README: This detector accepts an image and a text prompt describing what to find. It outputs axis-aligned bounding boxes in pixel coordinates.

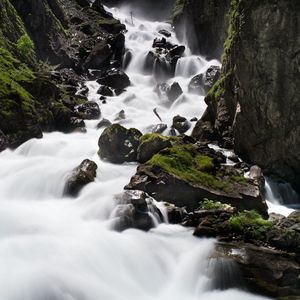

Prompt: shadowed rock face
[173,0,230,59]
[191,0,300,193]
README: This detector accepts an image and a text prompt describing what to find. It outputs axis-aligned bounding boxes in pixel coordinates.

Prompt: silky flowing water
[0,5,280,300]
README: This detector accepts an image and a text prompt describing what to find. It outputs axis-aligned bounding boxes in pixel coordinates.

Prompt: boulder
[112,190,163,231]
[158,29,172,37]
[215,242,300,298]
[125,143,268,215]
[97,118,112,129]
[97,85,114,97]
[98,124,142,163]
[64,159,98,197]
[137,134,172,163]
[167,82,183,102]
[96,68,131,90]
[188,66,221,95]
[172,115,190,134]
[84,41,112,70]
[74,101,101,120]
[165,203,187,224]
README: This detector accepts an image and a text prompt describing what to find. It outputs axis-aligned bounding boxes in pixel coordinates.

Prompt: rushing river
[0,5,282,300]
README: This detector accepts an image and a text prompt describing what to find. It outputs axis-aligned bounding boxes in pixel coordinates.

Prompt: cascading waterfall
[0,5,274,300]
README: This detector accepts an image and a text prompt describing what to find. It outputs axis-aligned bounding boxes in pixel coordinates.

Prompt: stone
[74,101,101,120]
[97,85,114,97]
[98,124,142,163]
[158,29,171,37]
[64,159,98,197]
[137,134,172,163]
[167,82,183,102]
[84,41,112,70]
[96,68,131,90]
[112,190,163,231]
[172,115,190,134]
[97,118,112,129]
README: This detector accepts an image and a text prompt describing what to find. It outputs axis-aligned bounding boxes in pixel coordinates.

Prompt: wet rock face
[64,159,98,197]
[202,0,300,193]
[112,190,163,231]
[98,124,142,164]
[173,0,230,59]
[215,242,300,298]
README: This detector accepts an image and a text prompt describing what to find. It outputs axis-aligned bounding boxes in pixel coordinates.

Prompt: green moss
[229,210,273,240]
[140,133,179,144]
[200,199,227,210]
[17,34,35,61]
[149,144,231,192]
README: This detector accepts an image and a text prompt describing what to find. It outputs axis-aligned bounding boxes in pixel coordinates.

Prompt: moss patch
[140,133,179,144]
[229,210,273,240]
[149,144,232,192]
[199,199,228,210]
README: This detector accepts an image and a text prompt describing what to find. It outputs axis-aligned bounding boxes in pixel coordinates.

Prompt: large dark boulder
[96,68,131,90]
[111,190,163,231]
[64,159,98,197]
[84,41,112,70]
[98,124,142,163]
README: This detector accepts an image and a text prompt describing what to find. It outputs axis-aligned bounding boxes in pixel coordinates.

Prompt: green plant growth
[17,34,35,61]
[149,144,232,192]
[0,47,37,127]
[199,199,227,210]
[229,210,273,240]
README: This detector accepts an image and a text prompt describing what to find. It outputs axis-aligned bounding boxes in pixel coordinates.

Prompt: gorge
[0,0,299,300]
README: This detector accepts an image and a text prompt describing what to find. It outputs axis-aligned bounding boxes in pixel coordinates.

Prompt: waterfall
[0,5,272,300]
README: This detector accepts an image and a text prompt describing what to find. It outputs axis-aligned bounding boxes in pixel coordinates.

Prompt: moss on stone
[140,133,179,144]
[200,198,228,210]
[149,144,231,192]
[229,210,273,240]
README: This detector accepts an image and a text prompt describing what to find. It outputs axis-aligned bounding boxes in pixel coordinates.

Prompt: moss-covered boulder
[137,134,173,163]
[98,124,142,164]
[64,159,98,197]
[126,143,268,215]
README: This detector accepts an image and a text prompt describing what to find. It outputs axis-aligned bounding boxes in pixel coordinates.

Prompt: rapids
[0,5,275,300]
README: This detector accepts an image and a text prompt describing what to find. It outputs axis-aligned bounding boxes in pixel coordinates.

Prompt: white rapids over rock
[0,5,273,300]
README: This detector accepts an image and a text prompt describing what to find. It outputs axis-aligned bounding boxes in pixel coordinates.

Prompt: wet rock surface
[112,190,163,231]
[98,124,142,163]
[64,159,98,197]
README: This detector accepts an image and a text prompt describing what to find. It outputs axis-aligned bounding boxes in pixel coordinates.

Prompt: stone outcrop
[0,0,125,150]
[98,124,142,164]
[197,0,300,193]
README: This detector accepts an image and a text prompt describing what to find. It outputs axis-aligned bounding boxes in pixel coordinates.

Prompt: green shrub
[199,199,227,210]
[17,34,35,60]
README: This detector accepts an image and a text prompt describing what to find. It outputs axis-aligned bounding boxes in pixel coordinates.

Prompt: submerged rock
[112,190,163,231]
[167,82,183,102]
[98,124,142,163]
[64,159,98,197]
[97,118,112,129]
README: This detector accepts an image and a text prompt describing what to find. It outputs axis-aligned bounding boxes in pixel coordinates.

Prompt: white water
[0,6,272,300]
